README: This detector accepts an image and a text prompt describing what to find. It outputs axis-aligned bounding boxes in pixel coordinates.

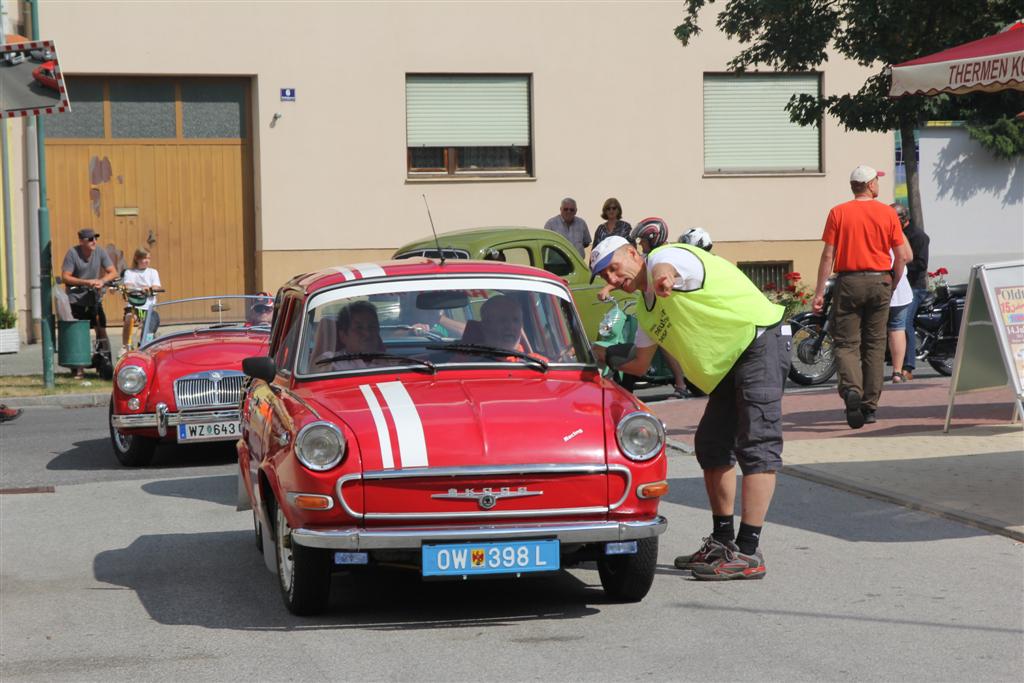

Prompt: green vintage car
[393,227,626,340]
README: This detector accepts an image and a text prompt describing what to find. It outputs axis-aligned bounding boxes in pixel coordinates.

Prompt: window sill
[702,172,826,179]
[406,175,537,185]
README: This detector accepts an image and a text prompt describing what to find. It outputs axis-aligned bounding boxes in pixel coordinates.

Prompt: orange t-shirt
[822,199,905,272]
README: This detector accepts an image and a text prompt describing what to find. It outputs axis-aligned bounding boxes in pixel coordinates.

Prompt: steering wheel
[381,324,444,342]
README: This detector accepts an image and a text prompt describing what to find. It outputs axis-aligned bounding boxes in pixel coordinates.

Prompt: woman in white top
[887,250,913,383]
[121,247,162,348]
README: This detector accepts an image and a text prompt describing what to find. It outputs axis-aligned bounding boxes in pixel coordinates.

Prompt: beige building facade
[3,1,897,338]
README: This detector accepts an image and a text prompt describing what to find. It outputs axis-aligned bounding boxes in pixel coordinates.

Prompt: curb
[0,392,109,408]
[666,438,694,454]
[781,464,1024,543]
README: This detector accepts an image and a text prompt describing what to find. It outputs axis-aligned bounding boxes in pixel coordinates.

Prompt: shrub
[0,306,17,330]
[762,271,813,319]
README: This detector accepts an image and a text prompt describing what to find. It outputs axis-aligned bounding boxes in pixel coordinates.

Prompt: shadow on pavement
[47,438,236,472]
[142,474,237,507]
[664,470,989,542]
[93,530,604,629]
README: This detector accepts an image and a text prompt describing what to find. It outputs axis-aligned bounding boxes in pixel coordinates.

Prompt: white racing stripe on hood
[359,384,394,469]
[377,381,428,468]
[331,265,355,280]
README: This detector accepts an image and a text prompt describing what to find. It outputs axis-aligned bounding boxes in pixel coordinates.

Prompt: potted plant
[0,305,19,354]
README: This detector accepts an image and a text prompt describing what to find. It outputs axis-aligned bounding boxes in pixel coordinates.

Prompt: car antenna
[422,194,445,266]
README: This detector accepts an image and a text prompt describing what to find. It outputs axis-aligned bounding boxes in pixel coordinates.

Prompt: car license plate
[422,539,559,577]
[177,420,240,442]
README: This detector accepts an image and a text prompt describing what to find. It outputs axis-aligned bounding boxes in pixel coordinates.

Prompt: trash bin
[57,320,92,368]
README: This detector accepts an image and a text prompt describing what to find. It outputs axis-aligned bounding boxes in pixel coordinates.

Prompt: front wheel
[788,322,837,386]
[598,537,658,602]
[275,503,332,616]
[109,398,157,466]
[929,355,955,376]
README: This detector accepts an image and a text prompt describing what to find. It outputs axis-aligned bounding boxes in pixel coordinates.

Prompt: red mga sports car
[109,295,272,466]
[32,60,59,91]
[237,258,669,615]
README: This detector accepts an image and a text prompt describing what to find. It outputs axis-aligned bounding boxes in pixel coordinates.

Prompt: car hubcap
[111,421,132,452]
[277,508,294,592]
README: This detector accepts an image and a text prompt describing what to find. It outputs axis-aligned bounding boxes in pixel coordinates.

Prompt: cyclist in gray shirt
[61,228,117,377]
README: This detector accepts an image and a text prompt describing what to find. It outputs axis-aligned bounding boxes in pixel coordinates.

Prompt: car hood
[149,331,269,368]
[306,375,607,470]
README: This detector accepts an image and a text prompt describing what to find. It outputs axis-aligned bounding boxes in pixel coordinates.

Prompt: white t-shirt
[122,267,162,310]
[634,248,705,349]
[890,251,912,308]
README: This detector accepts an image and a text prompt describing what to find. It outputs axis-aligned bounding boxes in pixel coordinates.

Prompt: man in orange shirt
[813,165,913,429]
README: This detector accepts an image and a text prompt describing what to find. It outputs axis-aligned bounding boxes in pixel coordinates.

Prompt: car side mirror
[242,356,276,383]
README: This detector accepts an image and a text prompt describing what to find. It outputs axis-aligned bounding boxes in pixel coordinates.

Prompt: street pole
[29,0,53,388]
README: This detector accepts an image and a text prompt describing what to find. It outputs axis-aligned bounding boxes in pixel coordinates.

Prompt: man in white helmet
[591,234,790,581]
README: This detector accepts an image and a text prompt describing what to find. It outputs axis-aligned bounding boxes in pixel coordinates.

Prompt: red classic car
[237,259,668,615]
[32,60,59,91]
[109,295,272,466]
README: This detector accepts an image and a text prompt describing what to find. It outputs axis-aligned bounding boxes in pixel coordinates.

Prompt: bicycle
[110,280,165,351]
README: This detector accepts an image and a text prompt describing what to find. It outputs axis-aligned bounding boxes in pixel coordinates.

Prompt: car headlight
[116,365,147,395]
[615,411,665,462]
[295,422,346,471]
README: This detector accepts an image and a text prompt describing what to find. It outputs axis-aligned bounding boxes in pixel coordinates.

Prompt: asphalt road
[0,57,62,112]
[1,405,1021,681]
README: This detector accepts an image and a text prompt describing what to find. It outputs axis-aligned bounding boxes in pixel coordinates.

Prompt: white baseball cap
[589,235,631,276]
[850,165,885,183]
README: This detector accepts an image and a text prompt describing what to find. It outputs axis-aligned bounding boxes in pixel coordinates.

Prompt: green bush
[0,306,17,330]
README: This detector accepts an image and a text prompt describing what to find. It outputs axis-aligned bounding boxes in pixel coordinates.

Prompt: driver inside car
[480,295,525,350]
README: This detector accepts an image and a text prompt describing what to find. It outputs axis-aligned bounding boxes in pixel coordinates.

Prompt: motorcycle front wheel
[928,355,954,376]
[788,322,837,386]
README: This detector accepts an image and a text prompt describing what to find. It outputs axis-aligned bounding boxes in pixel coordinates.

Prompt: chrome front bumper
[110,403,240,437]
[291,516,667,550]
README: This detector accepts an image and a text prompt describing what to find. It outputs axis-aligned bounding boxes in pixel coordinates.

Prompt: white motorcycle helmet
[679,227,713,251]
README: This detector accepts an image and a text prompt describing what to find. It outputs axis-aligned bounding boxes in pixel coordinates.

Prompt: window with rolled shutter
[406,74,532,177]
[703,73,821,174]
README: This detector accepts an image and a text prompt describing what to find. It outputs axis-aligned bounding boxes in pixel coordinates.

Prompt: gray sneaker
[674,536,735,570]
[691,546,766,581]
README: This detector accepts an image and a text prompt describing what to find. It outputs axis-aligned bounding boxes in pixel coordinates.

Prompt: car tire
[253,508,264,553]
[275,502,331,616]
[109,398,157,467]
[597,536,658,602]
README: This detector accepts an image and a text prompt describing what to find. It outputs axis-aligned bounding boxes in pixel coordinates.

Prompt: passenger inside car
[327,301,386,371]
[480,295,525,350]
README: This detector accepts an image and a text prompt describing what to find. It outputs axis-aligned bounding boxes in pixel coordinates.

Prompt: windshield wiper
[316,352,436,373]
[425,343,548,372]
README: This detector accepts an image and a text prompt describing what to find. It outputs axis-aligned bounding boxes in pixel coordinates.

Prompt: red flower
[784,272,801,282]
[936,267,948,276]
[764,282,777,291]
[928,271,936,277]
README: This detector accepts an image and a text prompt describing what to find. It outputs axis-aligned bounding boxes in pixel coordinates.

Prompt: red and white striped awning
[889,22,1024,97]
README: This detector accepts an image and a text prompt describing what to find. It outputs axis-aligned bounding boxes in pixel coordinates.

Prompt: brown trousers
[832,273,892,411]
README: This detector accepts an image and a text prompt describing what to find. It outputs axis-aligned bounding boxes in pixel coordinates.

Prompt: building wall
[34,1,890,294]
[918,127,1024,285]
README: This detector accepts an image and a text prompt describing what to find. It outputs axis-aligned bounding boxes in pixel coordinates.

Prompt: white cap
[589,236,631,276]
[850,165,885,183]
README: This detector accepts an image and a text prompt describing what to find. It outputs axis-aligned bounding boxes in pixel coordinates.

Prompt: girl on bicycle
[121,247,162,351]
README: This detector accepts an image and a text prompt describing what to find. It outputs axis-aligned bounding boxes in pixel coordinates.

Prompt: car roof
[286,258,567,296]
[394,226,575,257]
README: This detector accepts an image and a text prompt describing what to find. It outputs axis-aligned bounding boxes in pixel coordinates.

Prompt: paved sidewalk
[651,376,1024,541]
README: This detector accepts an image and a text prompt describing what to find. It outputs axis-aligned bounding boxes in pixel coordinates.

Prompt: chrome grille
[174,371,245,409]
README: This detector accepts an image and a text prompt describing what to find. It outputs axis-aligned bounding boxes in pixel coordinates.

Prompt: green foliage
[0,306,17,330]
[676,0,1023,140]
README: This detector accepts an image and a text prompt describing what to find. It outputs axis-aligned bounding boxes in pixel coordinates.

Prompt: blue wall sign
[280,88,296,102]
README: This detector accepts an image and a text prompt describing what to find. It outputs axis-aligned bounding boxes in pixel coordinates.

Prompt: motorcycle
[592,298,703,394]
[787,278,964,385]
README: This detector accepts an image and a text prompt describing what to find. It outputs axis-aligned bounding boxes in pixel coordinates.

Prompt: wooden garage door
[46,77,254,324]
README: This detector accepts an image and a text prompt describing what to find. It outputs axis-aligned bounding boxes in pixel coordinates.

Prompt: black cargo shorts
[693,322,792,474]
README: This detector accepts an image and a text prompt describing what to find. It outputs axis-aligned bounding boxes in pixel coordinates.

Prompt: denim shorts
[887,303,909,331]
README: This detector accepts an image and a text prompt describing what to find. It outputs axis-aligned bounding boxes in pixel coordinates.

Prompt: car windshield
[295,277,593,376]
[141,295,272,345]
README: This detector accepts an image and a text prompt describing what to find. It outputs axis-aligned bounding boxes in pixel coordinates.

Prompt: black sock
[712,515,734,543]
[735,523,762,555]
